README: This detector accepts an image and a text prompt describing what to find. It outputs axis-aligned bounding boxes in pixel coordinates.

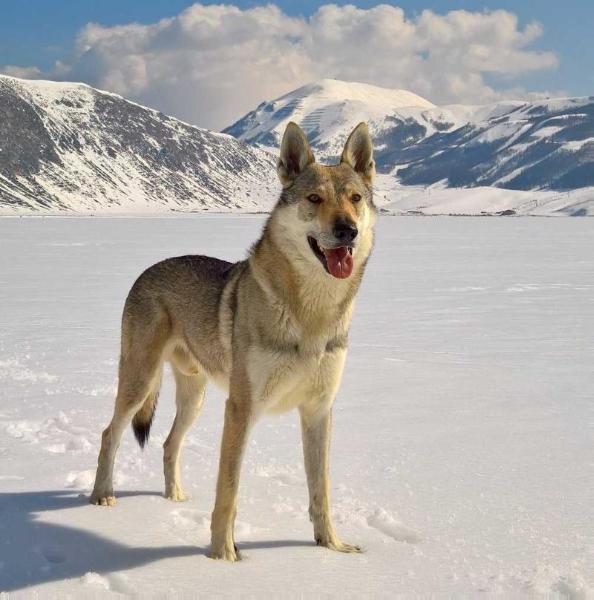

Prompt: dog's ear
[277,122,315,188]
[341,122,375,185]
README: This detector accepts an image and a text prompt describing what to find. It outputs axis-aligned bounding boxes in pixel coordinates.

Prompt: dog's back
[119,255,242,444]
[125,254,236,343]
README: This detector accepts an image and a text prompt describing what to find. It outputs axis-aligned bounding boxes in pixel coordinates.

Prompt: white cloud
[1,4,559,129]
[0,65,44,79]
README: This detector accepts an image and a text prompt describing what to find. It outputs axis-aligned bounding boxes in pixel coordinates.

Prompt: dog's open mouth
[307,237,354,279]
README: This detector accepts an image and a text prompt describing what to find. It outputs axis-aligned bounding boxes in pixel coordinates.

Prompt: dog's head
[273,122,376,280]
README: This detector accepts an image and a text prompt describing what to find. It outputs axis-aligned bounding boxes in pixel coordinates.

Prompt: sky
[1,1,592,130]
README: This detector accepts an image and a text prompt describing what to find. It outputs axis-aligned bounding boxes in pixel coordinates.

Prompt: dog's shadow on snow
[0,490,315,592]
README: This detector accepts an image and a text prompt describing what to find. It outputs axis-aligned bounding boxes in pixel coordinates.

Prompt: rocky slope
[0,75,277,213]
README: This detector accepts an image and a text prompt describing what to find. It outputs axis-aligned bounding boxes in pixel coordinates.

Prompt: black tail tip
[132,420,151,449]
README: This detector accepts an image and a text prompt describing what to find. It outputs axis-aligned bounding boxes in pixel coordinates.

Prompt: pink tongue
[323,247,354,279]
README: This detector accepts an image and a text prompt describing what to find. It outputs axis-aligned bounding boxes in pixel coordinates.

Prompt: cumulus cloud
[2,3,559,129]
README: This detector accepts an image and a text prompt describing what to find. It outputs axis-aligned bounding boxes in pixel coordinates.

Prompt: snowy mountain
[224,79,594,193]
[2,75,593,216]
[381,98,594,191]
[0,75,276,214]
[223,78,435,160]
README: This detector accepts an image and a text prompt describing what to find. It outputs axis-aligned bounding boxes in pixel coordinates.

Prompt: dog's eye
[307,194,322,204]
[352,193,362,203]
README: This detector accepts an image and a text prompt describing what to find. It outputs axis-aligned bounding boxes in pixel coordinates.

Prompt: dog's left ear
[341,122,375,185]
[277,122,315,188]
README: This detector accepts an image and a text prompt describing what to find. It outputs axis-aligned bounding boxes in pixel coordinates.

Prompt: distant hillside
[0,75,276,213]
[225,79,594,193]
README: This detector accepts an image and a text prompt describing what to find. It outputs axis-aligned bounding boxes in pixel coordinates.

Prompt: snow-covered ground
[374,177,594,216]
[1,215,593,597]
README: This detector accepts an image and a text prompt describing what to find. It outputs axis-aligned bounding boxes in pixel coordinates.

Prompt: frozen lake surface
[1,215,593,597]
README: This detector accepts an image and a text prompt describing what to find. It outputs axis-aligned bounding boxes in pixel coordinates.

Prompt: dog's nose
[333,220,358,243]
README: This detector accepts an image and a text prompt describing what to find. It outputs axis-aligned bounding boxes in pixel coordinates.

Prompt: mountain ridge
[224,79,594,193]
[0,74,277,214]
[2,75,593,216]
[223,78,435,157]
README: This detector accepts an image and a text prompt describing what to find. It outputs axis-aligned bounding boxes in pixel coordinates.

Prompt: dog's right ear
[277,122,315,188]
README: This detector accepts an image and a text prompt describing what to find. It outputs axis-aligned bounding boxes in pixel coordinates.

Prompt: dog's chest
[247,330,346,416]
[244,279,352,415]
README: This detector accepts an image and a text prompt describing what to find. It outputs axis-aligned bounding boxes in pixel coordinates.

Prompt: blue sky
[1,1,591,129]
[1,0,591,96]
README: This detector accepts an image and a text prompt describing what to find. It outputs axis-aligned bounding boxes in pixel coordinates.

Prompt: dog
[90,121,377,561]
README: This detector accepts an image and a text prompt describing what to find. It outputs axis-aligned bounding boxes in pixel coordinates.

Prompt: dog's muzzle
[307,236,354,279]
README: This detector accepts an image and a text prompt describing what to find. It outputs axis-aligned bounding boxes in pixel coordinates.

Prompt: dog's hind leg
[163,365,207,501]
[91,311,169,506]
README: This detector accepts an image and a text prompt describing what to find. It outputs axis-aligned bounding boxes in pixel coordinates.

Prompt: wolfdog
[90,121,377,561]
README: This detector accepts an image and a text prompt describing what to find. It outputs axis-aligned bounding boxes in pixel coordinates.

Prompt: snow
[225,80,594,199]
[441,101,527,125]
[3,75,593,217]
[564,138,594,152]
[226,78,436,156]
[1,215,593,597]
[0,74,277,214]
[530,125,563,139]
[468,120,530,145]
[264,79,435,135]
[375,176,594,216]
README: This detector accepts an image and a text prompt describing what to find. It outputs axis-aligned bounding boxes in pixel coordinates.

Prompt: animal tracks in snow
[331,494,421,545]
[1,411,95,456]
[80,571,134,594]
[171,508,260,538]
[253,463,304,487]
[366,508,421,544]
[171,508,211,531]
[0,359,57,384]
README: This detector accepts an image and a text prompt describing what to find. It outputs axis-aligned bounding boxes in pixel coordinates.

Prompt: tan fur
[90,122,377,561]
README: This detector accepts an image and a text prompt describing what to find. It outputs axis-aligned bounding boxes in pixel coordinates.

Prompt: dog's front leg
[209,391,251,562]
[299,407,361,553]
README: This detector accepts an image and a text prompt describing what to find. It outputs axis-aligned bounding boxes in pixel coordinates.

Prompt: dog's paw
[316,536,362,554]
[90,494,116,507]
[165,486,188,502]
[209,542,240,562]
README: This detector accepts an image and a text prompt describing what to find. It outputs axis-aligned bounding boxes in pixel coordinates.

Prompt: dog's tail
[132,375,162,449]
